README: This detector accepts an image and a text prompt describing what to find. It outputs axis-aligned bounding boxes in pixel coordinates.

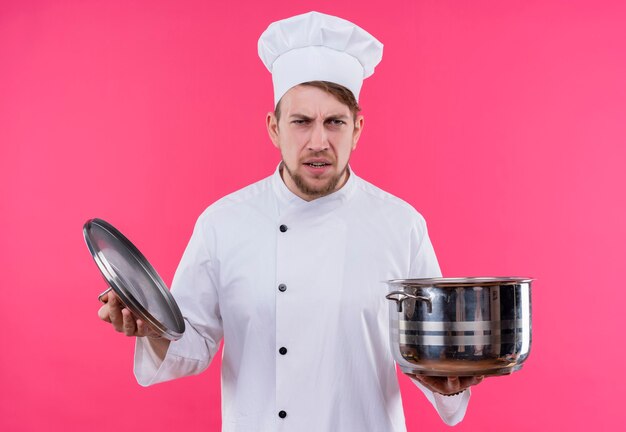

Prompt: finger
[136,318,145,336]
[108,295,124,331]
[472,375,484,386]
[98,304,112,323]
[137,319,160,339]
[446,376,460,392]
[108,291,119,304]
[122,308,137,336]
[137,319,155,336]
[446,376,461,393]
[459,375,484,389]
[416,375,466,395]
[414,375,446,393]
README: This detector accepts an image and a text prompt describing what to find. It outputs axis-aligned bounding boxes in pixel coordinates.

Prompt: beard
[281,159,350,199]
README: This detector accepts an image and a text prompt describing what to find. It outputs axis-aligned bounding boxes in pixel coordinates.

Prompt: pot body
[386,278,532,377]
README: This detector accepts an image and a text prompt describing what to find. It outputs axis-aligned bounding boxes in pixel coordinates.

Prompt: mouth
[302,158,333,168]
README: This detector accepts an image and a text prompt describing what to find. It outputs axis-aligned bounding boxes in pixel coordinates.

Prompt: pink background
[1,0,625,430]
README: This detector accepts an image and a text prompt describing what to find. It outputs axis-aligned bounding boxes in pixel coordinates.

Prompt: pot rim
[386,277,534,288]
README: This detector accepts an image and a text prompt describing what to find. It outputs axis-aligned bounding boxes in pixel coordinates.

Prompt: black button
[278,410,287,419]
[279,224,288,232]
[278,284,287,292]
[279,347,287,355]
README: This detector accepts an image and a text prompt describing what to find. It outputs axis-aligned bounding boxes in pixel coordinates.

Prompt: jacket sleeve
[134,215,223,386]
[407,214,471,426]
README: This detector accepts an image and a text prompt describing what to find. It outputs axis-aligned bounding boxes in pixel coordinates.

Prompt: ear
[351,114,365,150]
[266,112,280,149]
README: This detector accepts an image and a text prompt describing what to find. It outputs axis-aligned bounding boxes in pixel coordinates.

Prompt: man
[99,11,483,431]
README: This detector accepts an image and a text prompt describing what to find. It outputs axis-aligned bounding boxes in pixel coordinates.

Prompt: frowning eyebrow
[289,113,350,121]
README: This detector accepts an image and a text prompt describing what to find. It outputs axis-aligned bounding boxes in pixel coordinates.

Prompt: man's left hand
[408,374,484,396]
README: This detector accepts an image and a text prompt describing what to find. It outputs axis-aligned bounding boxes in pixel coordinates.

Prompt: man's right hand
[97,290,171,359]
[97,290,157,337]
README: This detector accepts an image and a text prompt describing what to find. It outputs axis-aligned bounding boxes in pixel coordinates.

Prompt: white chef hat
[258,11,384,106]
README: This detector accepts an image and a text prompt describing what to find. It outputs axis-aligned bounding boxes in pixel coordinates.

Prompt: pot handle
[385,291,433,313]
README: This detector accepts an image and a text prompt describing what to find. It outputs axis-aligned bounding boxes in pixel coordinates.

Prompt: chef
[98,11,483,431]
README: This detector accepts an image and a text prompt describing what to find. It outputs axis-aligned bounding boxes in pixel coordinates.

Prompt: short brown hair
[274,81,361,122]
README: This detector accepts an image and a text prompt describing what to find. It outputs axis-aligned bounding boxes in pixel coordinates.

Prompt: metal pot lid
[83,218,185,340]
[387,277,533,288]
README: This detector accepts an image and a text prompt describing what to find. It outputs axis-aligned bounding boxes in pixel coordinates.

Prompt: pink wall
[1,0,624,430]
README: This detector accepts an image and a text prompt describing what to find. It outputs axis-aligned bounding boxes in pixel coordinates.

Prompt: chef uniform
[134,11,471,431]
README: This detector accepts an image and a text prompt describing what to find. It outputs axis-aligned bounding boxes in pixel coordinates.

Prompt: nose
[308,121,329,152]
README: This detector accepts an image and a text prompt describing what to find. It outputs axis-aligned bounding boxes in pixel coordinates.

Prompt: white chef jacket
[134,166,471,431]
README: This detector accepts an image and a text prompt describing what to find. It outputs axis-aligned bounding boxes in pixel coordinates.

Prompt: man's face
[266,85,364,201]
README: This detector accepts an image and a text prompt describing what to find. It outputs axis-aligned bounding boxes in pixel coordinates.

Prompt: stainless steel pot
[385,277,532,377]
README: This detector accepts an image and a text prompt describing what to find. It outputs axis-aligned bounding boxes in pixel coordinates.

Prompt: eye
[327,119,346,126]
[291,119,310,125]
